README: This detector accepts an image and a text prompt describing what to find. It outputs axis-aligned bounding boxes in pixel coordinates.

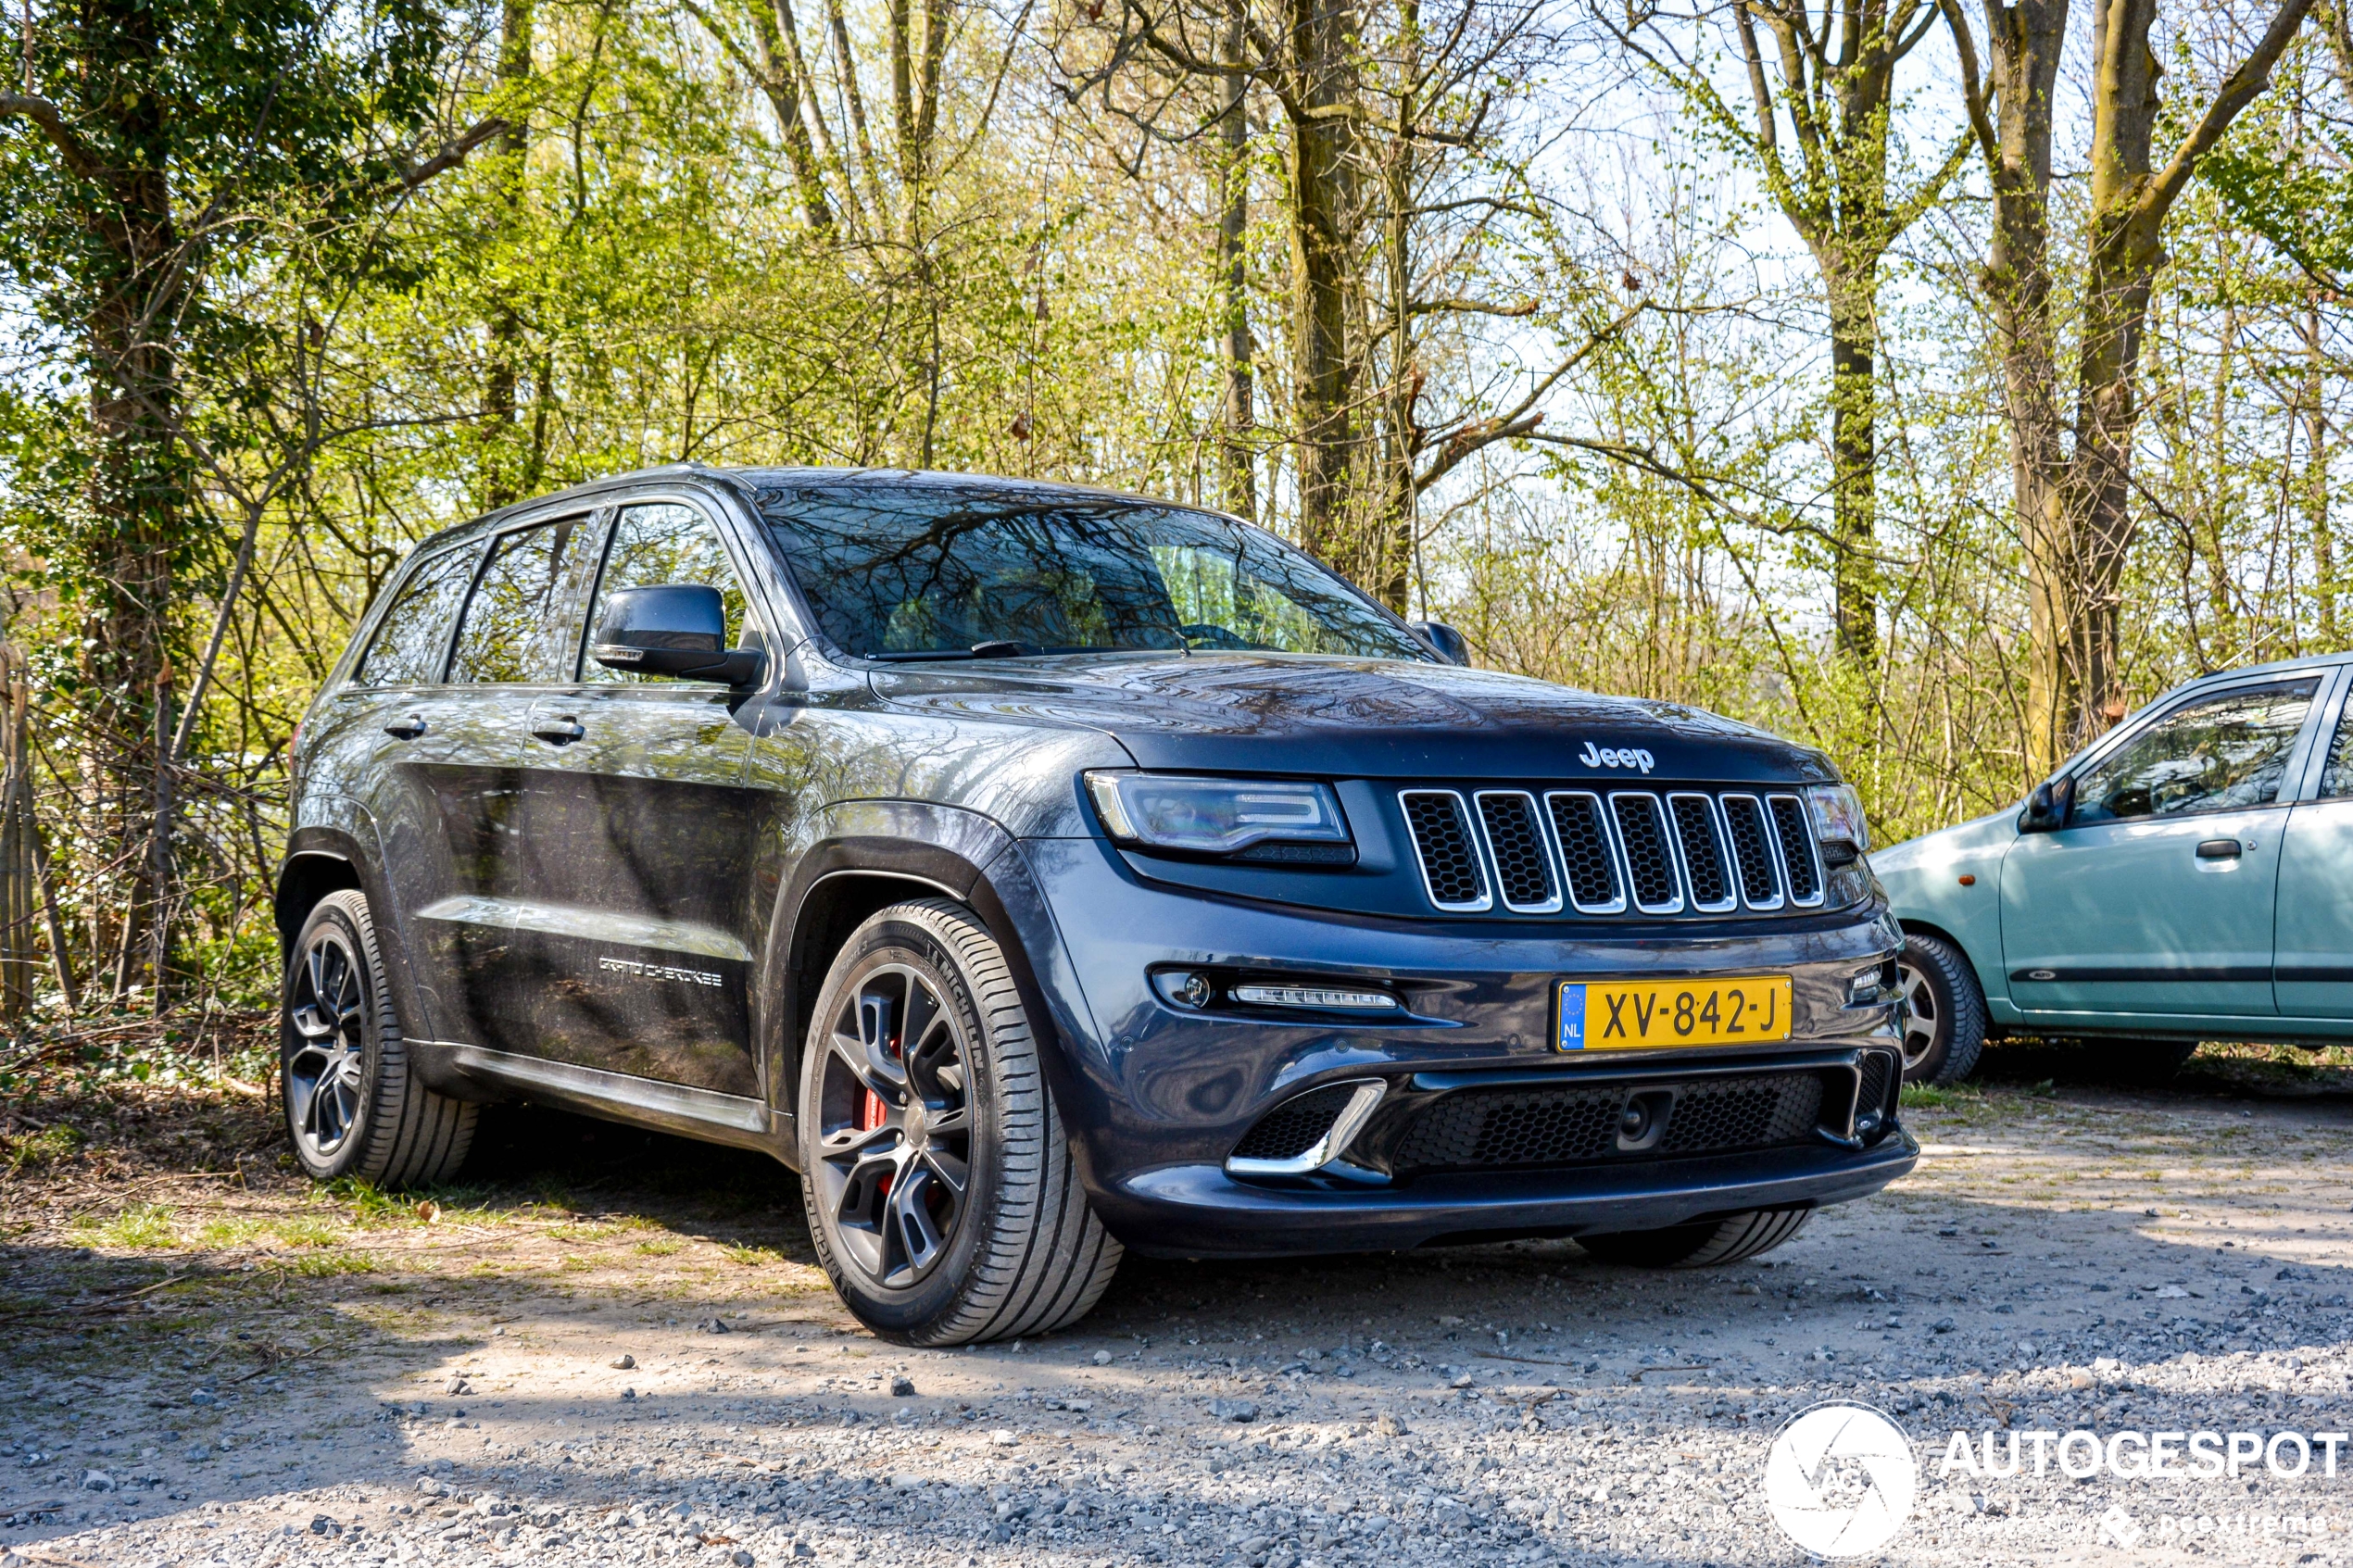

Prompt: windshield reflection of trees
[756,487,1423,660]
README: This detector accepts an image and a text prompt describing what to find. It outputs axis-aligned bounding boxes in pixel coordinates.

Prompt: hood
[866,652,1838,784]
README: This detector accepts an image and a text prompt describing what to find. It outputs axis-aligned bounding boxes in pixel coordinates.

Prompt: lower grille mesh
[1856,1051,1895,1130]
[1232,1084,1360,1162]
[1391,1073,1824,1174]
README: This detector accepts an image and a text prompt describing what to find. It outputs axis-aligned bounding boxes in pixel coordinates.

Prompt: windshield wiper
[867,641,1041,662]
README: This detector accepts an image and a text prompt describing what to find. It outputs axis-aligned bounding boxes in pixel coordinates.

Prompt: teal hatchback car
[1872,653,2353,1084]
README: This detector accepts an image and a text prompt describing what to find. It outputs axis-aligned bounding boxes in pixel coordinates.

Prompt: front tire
[798,898,1121,1345]
[1897,932,1987,1085]
[1578,1207,1811,1268]
[281,889,476,1185]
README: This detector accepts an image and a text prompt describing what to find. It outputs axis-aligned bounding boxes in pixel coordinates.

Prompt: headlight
[1806,783,1870,855]
[1085,771,1353,859]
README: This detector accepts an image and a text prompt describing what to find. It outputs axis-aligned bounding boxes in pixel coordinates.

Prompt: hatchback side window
[352,546,479,686]
[447,517,597,684]
[2070,679,2321,825]
[2319,696,2353,797]
[585,502,756,684]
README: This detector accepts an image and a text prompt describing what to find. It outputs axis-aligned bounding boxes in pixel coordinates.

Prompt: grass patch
[195,1216,267,1248]
[272,1216,347,1248]
[723,1244,785,1267]
[1901,1082,1982,1110]
[1,1123,85,1175]
[634,1238,683,1257]
[292,1251,377,1277]
[77,1201,177,1249]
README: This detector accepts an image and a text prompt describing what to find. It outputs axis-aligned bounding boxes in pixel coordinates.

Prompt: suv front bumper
[995,836,1915,1256]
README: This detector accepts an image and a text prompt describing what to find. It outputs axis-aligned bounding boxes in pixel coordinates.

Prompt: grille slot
[1719,794,1784,909]
[1768,794,1823,905]
[1609,793,1683,913]
[1855,1051,1895,1139]
[1400,790,1491,911]
[1231,1084,1361,1162]
[1667,793,1736,912]
[1545,791,1626,912]
[1475,791,1561,912]
[1391,1073,1826,1173]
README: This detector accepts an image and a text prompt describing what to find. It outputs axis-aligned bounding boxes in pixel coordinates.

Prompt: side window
[2322,695,2353,797]
[447,516,597,684]
[2070,679,2321,825]
[352,546,479,686]
[585,502,755,684]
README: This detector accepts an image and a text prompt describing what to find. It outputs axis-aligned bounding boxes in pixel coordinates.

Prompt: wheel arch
[272,825,436,1050]
[1894,918,1996,1002]
[759,802,1095,1174]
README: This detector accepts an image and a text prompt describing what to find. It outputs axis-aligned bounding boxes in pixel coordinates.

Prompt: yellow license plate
[1556,976,1792,1050]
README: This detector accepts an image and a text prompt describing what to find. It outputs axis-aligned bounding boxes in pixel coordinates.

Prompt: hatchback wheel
[282,889,477,1185]
[799,898,1121,1345]
[1896,932,1987,1085]
[1578,1207,1811,1268]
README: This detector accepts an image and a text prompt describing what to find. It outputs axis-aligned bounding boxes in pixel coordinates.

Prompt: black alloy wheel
[812,962,975,1288]
[286,922,369,1162]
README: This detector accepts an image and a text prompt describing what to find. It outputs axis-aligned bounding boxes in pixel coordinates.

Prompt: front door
[2000,676,2322,1021]
[2276,678,2353,1019]
[510,498,763,1095]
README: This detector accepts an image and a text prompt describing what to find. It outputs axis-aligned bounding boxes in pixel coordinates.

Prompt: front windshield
[754,482,1433,662]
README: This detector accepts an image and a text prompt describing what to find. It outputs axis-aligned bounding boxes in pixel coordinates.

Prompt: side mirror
[591,584,765,686]
[1412,620,1470,666]
[2019,774,2074,834]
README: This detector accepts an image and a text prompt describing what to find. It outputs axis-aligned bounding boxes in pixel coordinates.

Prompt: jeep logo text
[1579,741,1655,773]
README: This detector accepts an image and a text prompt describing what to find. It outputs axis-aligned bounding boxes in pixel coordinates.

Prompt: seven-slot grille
[1400,786,1824,917]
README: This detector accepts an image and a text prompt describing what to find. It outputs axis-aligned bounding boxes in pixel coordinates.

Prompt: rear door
[403,510,603,1052]
[509,496,766,1095]
[2275,667,2353,1019]
[1999,675,2323,1020]
[305,539,484,1040]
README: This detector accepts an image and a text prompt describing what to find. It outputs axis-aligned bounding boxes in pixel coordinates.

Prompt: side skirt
[411,1039,798,1164]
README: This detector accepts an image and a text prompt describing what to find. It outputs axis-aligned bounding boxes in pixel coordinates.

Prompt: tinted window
[352,546,478,686]
[2070,680,2320,824]
[755,483,1430,661]
[447,517,597,684]
[586,503,753,684]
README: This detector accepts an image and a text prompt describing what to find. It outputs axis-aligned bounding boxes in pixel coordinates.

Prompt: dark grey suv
[278,466,1917,1344]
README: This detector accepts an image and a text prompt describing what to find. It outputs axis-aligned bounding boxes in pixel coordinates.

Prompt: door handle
[531,716,585,746]
[2196,838,2242,859]
[382,714,427,740]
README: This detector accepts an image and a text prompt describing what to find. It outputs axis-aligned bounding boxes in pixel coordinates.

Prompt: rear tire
[1577,1207,1811,1268]
[281,889,476,1185]
[2082,1036,2201,1085]
[798,898,1121,1346]
[1896,932,1986,1085]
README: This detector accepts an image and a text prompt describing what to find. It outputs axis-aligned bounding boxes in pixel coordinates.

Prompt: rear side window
[2321,695,2353,797]
[585,503,754,684]
[2070,679,2320,824]
[352,546,478,686]
[447,517,597,684]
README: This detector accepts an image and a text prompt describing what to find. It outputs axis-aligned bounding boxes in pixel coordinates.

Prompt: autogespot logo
[1764,1401,1919,1558]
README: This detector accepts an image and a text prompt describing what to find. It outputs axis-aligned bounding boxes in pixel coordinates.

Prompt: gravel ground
[6,1044,2353,1567]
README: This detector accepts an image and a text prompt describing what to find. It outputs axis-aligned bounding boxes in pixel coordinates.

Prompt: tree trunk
[1285,0,1357,560]
[2303,296,2337,644]
[482,0,535,510]
[1218,0,1256,523]
[1826,267,1880,667]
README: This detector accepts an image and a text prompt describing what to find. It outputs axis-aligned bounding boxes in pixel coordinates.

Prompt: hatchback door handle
[2196,838,2242,859]
[382,714,427,740]
[531,717,585,746]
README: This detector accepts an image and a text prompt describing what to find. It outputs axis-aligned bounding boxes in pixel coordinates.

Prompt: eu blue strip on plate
[1556,983,1585,1051]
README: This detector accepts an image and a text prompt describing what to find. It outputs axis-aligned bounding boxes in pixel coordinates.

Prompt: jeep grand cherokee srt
[277,466,1917,1344]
